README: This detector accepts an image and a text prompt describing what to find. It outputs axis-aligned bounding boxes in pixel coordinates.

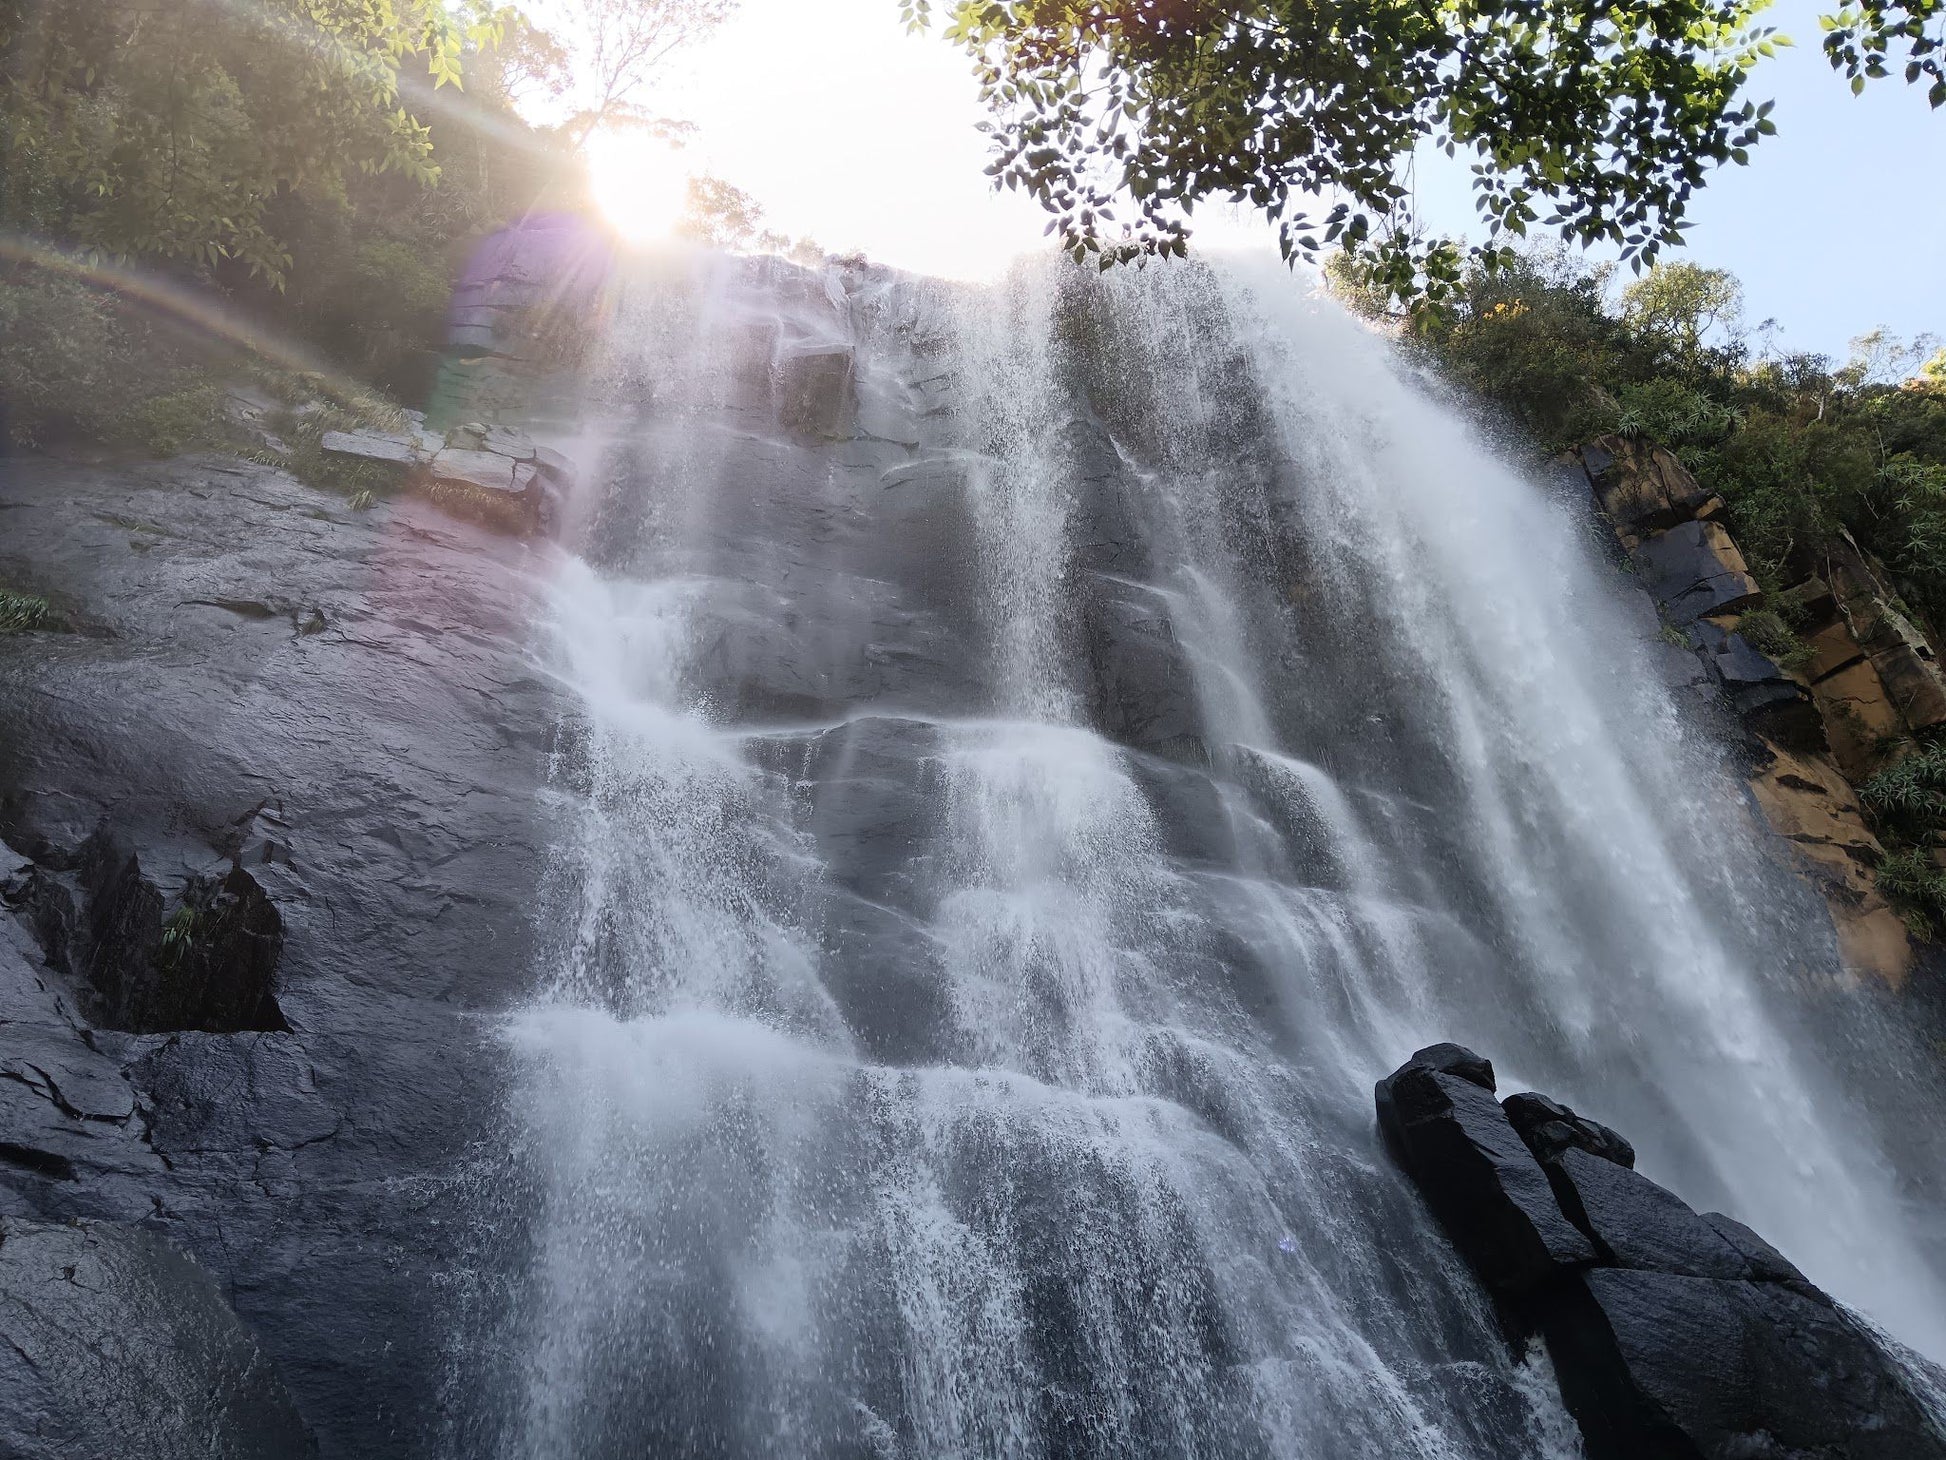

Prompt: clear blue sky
[1400,0,1945,361]
[1676,0,1946,360]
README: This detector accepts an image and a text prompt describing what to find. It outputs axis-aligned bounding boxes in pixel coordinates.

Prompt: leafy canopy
[0,0,509,285]
[1821,0,1945,105]
[904,0,1782,302]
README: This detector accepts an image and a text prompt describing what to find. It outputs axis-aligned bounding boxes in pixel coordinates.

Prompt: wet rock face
[0,452,556,1455]
[0,1216,316,1460]
[1378,1045,1946,1460]
[1083,577,1208,766]
[1574,441,1921,982]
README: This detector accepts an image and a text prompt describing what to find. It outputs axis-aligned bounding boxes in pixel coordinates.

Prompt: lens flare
[586,131,693,246]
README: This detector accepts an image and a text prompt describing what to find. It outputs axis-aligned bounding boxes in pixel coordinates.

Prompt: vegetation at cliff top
[1330,249,1946,626]
[914,0,1942,303]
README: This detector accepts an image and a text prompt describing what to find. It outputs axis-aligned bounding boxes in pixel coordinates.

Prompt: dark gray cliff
[0,1214,314,1460]
[0,452,557,1454]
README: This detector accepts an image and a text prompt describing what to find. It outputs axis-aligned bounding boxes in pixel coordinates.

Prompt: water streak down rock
[1377,1045,1946,1460]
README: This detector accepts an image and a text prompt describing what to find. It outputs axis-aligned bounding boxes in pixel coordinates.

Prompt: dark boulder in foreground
[0,1216,314,1459]
[1377,1045,1946,1460]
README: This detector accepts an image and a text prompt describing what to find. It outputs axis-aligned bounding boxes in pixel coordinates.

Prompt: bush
[1615,377,1738,447]
[127,383,229,457]
[1401,249,1637,452]
[1335,251,1946,617]
[0,271,149,447]
[1861,743,1946,843]
[1874,847,1946,940]
[1735,608,1813,672]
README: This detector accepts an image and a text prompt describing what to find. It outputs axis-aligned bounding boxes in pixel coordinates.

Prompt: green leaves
[1822,0,1945,100]
[0,0,476,287]
[928,0,1791,303]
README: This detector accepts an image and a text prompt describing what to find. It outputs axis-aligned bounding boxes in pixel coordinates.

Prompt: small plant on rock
[1735,609,1814,672]
[273,400,407,501]
[1873,848,1946,941]
[1861,743,1946,842]
[0,592,50,634]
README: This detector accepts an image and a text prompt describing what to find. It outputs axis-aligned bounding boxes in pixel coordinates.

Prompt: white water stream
[489,251,1946,1458]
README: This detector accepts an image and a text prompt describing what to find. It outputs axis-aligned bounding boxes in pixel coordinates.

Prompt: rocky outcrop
[10,830,286,1034]
[1373,1043,1596,1292]
[1581,435,1718,543]
[1573,439,1946,984]
[0,1216,315,1460]
[1378,1045,1946,1460]
[319,416,568,538]
[1632,519,1762,627]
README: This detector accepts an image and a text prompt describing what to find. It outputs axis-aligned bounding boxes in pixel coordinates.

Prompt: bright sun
[586,129,693,246]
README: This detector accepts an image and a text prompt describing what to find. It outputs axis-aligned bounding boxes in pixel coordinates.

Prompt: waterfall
[486,250,1946,1459]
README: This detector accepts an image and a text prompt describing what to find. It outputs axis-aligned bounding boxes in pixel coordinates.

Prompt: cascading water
[485,249,1946,1458]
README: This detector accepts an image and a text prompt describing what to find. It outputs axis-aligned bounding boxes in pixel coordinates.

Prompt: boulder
[400,409,445,456]
[1542,1146,1753,1280]
[1377,1047,1946,1460]
[1375,1045,1597,1294]
[317,429,419,467]
[420,448,541,536]
[447,422,537,461]
[1581,435,1717,539]
[1699,1210,1809,1285]
[1537,1268,1945,1460]
[1632,521,1761,626]
[0,1216,315,1460]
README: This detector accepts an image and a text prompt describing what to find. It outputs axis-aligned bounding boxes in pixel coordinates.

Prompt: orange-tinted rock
[1812,658,1905,780]
[1802,621,1867,684]
[1747,743,1912,986]
[1822,535,1946,732]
